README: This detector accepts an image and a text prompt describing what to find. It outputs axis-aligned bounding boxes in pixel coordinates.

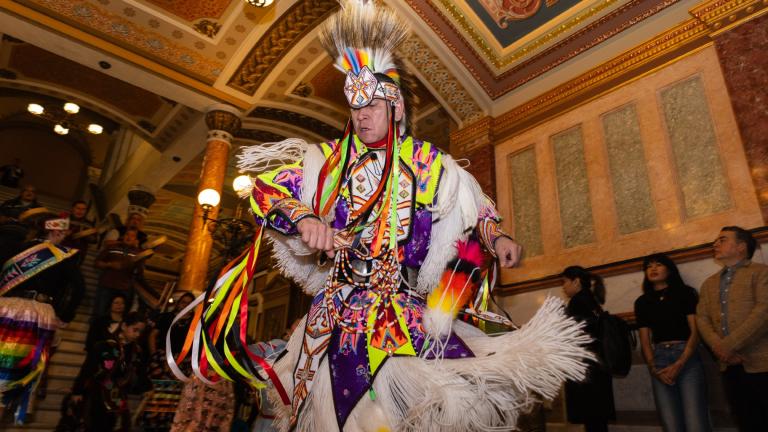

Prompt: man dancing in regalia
[168,1,592,431]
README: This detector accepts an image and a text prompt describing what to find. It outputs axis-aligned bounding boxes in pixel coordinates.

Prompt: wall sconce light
[197,188,221,227]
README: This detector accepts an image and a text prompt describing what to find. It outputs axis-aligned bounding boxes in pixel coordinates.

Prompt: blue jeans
[651,342,712,432]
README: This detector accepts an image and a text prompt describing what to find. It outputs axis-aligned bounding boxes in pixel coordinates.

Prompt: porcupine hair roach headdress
[319,0,410,132]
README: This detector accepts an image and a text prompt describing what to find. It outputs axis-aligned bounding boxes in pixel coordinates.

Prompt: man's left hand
[494,237,522,268]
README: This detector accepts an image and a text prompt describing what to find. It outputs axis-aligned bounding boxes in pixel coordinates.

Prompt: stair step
[49,351,87,367]
[47,363,81,379]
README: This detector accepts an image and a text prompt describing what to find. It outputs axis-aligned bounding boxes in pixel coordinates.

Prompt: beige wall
[494,45,763,285]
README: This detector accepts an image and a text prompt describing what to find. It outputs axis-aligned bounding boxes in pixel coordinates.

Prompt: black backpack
[595,311,635,377]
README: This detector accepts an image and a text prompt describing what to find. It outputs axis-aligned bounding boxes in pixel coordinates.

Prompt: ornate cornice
[690,0,768,35]
[493,18,711,141]
[248,107,342,139]
[406,0,683,99]
[432,0,621,70]
[449,116,493,154]
[399,35,484,124]
[227,0,339,95]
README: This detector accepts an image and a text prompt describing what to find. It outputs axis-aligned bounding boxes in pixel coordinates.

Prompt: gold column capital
[205,104,242,142]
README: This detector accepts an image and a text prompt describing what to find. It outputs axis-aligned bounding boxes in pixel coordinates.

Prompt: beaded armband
[267,197,318,235]
[476,218,512,257]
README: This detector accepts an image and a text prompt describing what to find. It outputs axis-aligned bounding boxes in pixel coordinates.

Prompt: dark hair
[71,200,87,207]
[641,253,687,295]
[121,311,145,328]
[562,266,606,305]
[721,226,757,259]
[110,292,128,304]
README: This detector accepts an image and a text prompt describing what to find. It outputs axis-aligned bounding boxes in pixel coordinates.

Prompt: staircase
[0,187,102,430]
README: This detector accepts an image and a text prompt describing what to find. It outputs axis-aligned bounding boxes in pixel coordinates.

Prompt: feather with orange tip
[425,236,486,338]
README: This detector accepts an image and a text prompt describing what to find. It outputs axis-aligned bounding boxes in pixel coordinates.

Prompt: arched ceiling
[0,0,703,275]
[0,0,693,141]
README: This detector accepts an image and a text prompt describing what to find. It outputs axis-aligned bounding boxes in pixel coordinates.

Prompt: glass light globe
[54,124,69,135]
[197,188,221,207]
[63,102,80,114]
[246,0,274,7]
[27,103,44,115]
[232,175,252,193]
[88,124,104,134]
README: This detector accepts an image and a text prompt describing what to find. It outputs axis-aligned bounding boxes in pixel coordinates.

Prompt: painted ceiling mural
[469,0,581,46]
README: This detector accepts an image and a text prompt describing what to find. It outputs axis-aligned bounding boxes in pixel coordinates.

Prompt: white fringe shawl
[267,297,593,432]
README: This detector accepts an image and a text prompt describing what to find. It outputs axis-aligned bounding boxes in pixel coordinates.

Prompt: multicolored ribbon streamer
[166,220,290,405]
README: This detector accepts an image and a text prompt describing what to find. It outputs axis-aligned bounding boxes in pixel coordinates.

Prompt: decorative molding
[449,116,493,154]
[248,107,342,139]
[234,129,287,143]
[193,19,222,38]
[406,0,683,99]
[432,0,621,69]
[492,18,711,141]
[496,227,768,296]
[399,34,484,123]
[690,0,768,35]
[21,0,225,82]
[227,0,339,95]
[205,109,241,135]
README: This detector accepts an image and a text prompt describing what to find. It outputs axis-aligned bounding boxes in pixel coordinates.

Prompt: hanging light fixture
[245,0,274,7]
[27,101,104,135]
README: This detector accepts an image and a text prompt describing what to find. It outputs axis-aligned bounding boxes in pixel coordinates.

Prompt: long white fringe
[267,297,593,432]
[236,138,309,175]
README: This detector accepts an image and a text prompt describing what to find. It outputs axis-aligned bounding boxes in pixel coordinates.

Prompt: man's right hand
[297,218,335,258]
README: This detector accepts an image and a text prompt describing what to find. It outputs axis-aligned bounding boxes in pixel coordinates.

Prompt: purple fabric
[401,209,432,267]
[327,288,473,429]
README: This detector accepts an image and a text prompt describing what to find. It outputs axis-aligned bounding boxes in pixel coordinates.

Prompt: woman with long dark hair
[634,254,711,431]
[562,266,615,432]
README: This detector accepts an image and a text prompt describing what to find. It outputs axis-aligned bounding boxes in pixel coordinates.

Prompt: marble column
[178,104,242,293]
[449,117,497,201]
[712,11,768,223]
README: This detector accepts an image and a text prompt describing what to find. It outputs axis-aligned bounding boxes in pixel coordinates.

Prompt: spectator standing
[0,158,24,188]
[85,293,127,352]
[561,266,616,432]
[634,253,711,431]
[68,312,146,431]
[62,200,96,266]
[0,214,84,423]
[0,185,42,262]
[696,226,768,431]
[94,228,151,315]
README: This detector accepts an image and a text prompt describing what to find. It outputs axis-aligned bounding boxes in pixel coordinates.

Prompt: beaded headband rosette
[319,0,409,110]
[44,216,70,231]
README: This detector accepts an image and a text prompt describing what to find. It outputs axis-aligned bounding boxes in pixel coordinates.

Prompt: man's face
[713,230,746,262]
[350,98,403,144]
[21,186,35,201]
[127,214,143,229]
[72,203,87,219]
[123,231,139,246]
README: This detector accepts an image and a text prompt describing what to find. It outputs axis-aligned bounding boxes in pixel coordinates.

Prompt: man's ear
[393,98,405,122]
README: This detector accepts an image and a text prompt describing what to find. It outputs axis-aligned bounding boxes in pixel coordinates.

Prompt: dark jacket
[564,289,616,423]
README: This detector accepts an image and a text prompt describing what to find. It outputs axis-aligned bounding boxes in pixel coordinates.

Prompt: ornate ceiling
[0,0,709,274]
